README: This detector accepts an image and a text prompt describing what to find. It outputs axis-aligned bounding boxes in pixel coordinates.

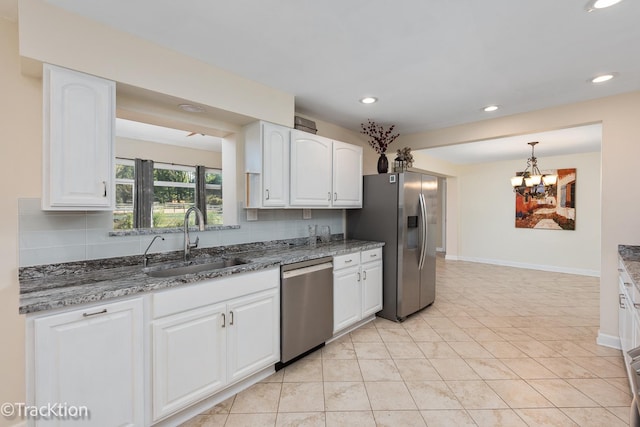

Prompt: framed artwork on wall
[515,168,576,230]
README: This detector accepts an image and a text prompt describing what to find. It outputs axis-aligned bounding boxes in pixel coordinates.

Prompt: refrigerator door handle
[418,193,427,270]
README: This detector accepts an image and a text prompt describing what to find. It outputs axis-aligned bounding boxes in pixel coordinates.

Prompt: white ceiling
[420,123,602,165]
[0,0,631,160]
[41,0,640,137]
[116,118,222,152]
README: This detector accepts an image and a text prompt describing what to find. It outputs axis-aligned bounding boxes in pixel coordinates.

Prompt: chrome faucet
[184,206,206,261]
[143,235,165,267]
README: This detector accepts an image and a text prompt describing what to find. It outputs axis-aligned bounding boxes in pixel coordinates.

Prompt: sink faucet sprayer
[184,206,206,261]
[143,235,165,267]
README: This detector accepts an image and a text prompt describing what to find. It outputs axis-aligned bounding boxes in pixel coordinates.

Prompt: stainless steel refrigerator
[347,172,438,321]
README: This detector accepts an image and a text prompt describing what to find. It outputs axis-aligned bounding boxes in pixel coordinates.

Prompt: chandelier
[510,142,558,198]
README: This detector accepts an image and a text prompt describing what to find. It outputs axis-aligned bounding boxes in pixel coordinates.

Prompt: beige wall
[0,18,40,427]
[455,151,601,275]
[18,0,295,128]
[395,91,640,342]
[115,137,223,169]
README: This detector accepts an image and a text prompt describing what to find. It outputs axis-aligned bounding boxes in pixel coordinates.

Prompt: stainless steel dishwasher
[279,257,333,367]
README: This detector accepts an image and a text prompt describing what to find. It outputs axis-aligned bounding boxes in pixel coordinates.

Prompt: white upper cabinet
[246,122,363,209]
[332,141,363,207]
[290,129,363,208]
[42,64,115,210]
[244,121,290,208]
[290,130,333,207]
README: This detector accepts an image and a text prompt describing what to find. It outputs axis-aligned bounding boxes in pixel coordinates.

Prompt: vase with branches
[360,119,400,173]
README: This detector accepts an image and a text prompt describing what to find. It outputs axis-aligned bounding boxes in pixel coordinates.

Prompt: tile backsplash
[18,198,344,267]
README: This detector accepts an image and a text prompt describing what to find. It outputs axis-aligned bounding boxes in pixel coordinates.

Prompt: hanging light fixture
[511,142,558,198]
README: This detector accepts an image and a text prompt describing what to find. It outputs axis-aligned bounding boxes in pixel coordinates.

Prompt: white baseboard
[444,254,459,261]
[597,332,621,350]
[452,256,600,277]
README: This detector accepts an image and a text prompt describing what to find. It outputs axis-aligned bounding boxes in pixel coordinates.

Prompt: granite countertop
[619,245,640,285]
[19,238,384,314]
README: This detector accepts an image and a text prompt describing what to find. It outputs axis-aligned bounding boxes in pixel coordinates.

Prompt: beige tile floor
[181,258,631,426]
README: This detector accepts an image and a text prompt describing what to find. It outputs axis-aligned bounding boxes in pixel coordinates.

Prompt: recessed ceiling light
[590,73,616,83]
[585,0,623,11]
[483,105,499,112]
[360,97,378,104]
[178,103,205,113]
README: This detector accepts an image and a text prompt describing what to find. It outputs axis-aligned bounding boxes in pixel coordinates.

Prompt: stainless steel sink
[144,258,249,278]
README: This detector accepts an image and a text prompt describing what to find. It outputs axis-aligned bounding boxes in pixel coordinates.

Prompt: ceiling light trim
[585,0,624,12]
[483,105,499,112]
[178,103,206,113]
[589,73,617,84]
[360,97,378,104]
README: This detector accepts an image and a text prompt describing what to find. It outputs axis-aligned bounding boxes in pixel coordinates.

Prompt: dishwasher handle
[282,262,333,279]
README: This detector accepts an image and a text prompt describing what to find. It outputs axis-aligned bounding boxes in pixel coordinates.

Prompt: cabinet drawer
[361,248,382,264]
[153,268,279,318]
[333,252,360,270]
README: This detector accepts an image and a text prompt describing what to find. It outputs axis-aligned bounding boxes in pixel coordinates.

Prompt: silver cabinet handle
[345,259,353,264]
[221,313,226,328]
[625,282,632,288]
[102,181,107,197]
[620,294,626,309]
[334,192,337,201]
[619,268,624,273]
[230,311,234,325]
[266,189,270,200]
[357,272,361,282]
[634,303,640,310]
[327,192,331,201]
[363,270,367,280]
[83,308,107,317]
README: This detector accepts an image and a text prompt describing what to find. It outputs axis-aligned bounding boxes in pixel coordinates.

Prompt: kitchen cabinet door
[332,141,362,208]
[362,260,383,318]
[290,130,332,207]
[333,266,362,333]
[262,122,290,207]
[33,298,143,427]
[619,279,634,354]
[152,303,227,421]
[227,289,279,383]
[42,64,115,210]
[245,121,289,208]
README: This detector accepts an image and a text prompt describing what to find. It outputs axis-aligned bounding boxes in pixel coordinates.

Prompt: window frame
[113,158,222,230]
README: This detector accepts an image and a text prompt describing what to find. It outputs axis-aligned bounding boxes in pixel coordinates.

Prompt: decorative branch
[360,119,400,155]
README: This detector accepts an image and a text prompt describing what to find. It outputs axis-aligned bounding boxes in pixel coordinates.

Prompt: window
[114,159,135,229]
[152,163,196,228]
[205,168,223,225]
[113,158,222,230]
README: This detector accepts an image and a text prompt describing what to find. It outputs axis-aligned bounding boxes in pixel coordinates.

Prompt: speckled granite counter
[19,238,384,314]
[619,245,640,285]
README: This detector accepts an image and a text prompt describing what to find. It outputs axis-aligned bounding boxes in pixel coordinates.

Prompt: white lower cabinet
[333,264,362,333]
[227,290,279,383]
[361,257,383,318]
[619,258,640,356]
[28,268,279,427]
[152,303,227,421]
[333,248,383,334]
[31,298,144,427]
[151,268,280,422]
